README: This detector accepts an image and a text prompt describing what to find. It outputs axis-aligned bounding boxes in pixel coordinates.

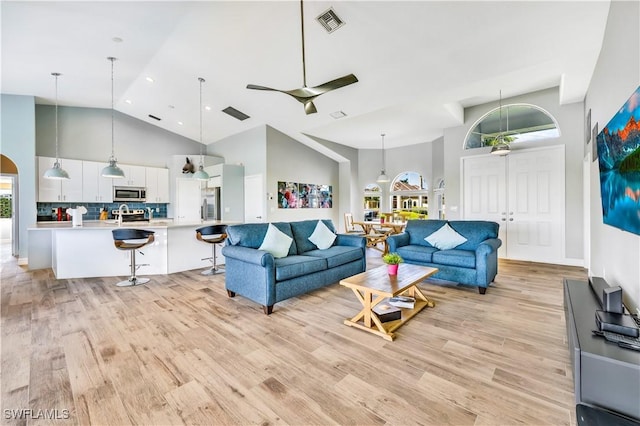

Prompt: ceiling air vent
[148,114,161,121]
[316,8,345,34]
[222,106,250,121]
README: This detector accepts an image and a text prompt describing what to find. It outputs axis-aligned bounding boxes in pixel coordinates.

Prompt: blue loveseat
[221,219,366,314]
[387,220,502,294]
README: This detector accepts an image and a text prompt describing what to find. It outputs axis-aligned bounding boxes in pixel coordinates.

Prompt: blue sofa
[387,220,502,294]
[221,219,366,314]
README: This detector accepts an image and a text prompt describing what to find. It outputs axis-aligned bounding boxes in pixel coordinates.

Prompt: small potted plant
[382,252,403,275]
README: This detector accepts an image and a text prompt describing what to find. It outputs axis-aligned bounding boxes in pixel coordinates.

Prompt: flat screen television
[596,85,640,236]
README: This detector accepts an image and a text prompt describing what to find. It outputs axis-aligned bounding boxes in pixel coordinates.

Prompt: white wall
[443,87,585,261]
[585,0,640,313]
[1,95,36,261]
[208,125,266,177]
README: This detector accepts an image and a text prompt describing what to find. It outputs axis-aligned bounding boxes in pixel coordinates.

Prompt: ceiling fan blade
[246,84,279,91]
[312,74,358,93]
[304,100,317,115]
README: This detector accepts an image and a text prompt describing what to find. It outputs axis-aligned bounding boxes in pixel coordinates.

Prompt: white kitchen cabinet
[37,156,83,202]
[117,164,146,187]
[82,160,113,203]
[145,167,170,203]
[175,178,202,222]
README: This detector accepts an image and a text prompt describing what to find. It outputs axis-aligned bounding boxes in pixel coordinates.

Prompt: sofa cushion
[396,245,439,263]
[425,223,468,250]
[432,249,476,268]
[291,219,336,254]
[259,223,293,258]
[308,220,336,250]
[448,221,499,251]
[304,246,362,268]
[404,220,449,247]
[274,255,327,281]
[226,223,297,256]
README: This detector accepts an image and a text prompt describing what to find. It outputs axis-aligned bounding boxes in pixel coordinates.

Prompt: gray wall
[1,95,37,261]
[443,87,585,261]
[585,0,640,312]
[36,105,202,167]
[266,126,338,223]
[208,125,266,177]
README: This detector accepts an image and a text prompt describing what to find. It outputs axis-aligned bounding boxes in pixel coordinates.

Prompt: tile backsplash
[37,202,168,221]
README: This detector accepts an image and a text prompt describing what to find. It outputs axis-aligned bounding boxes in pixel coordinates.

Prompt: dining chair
[344,213,365,235]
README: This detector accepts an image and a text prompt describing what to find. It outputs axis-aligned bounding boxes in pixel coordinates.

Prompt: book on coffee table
[372,302,402,323]
[388,295,415,309]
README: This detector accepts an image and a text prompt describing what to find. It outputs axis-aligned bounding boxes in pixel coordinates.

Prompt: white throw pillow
[308,220,336,250]
[425,223,467,250]
[258,224,293,258]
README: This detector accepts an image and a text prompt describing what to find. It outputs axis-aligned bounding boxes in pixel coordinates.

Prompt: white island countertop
[28,219,237,230]
[27,219,240,279]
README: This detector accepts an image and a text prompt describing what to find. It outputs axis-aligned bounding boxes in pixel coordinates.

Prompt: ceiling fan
[246,0,358,115]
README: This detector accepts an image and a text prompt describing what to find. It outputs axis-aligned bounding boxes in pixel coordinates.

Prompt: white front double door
[462,145,565,264]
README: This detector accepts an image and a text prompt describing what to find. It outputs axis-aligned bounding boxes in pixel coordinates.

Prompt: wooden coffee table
[339,264,437,341]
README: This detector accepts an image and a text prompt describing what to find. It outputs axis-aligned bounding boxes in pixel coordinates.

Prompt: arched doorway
[1,154,18,258]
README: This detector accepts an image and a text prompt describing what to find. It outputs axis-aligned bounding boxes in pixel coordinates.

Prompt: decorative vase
[388,264,399,275]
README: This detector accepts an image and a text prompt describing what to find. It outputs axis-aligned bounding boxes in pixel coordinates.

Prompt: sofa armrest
[335,234,366,249]
[387,232,410,253]
[221,245,275,267]
[476,238,502,257]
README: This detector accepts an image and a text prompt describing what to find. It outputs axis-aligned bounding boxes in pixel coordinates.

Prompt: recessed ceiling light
[177,121,183,125]
[330,110,347,119]
[125,99,132,104]
[205,106,211,111]
[168,105,175,109]
[112,37,123,43]
[146,77,154,83]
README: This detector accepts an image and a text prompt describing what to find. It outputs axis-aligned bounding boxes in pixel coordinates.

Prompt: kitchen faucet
[117,204,130,226]
[146,207,153,221]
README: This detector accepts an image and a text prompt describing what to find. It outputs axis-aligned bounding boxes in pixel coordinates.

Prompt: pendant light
[43,72,70,180]
[101,57,125,178]
[192,77,210,181]
[376,133,390,183]
[490,90,511,156]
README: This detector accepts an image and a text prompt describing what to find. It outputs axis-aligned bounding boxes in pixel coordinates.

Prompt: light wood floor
[1,243,587,425]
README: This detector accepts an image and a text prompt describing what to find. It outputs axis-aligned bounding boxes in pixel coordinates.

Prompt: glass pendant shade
[43,160,70,180]
[376,171,390,183]
[101,157,125,178]
[102,57,125,179]
[193,77,210,181]
[44,72,70,180]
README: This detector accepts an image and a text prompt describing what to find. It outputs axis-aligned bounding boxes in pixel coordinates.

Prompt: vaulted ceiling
[2,1,610,157]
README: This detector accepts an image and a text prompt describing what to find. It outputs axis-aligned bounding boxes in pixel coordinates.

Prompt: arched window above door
[464,104,560,149]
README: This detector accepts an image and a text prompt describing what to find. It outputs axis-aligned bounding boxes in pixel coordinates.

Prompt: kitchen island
[28,220,238,279]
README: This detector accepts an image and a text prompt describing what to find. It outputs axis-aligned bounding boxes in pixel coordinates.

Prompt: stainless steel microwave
[113,186,146,202]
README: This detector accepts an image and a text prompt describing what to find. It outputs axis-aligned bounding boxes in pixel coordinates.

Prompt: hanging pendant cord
[199,77,205,161]
[52,72,60,161]
[108,57,116,160]
[381,133,386,170]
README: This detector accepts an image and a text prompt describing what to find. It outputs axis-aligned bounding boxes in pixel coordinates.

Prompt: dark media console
[563,278,640,422]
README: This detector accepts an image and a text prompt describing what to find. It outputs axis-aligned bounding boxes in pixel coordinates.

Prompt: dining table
[352,220,406,235]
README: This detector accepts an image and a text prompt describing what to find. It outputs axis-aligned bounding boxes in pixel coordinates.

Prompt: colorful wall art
[278,181,332,209]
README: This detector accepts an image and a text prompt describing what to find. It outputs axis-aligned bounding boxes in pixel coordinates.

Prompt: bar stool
[112,229,155,287]
[196,224,227,275]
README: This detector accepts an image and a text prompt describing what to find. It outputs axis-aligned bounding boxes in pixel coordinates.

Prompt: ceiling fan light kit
[101,57,126,179]
[246,0,357,114]
[43,72,71,180]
